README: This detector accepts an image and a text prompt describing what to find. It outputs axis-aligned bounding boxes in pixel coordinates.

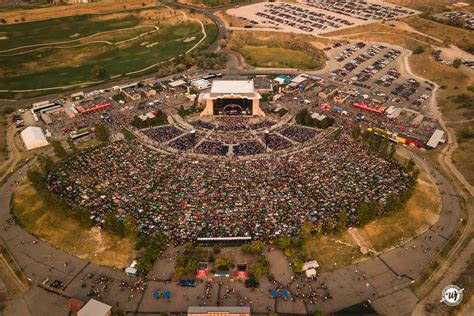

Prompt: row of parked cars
[335,42,367,62]
[351,48,401,82]
[257,2,356,33]
[304,0,415,21]
[374,68,401,88]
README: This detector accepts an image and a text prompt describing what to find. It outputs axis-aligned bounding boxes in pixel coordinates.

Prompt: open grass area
[358,175,440,251]
[305,169,440,270]
[0,21,205,90]
[0,0,157,23]
[305,236,366,272]
[12,179,135,268]
[228,31,327,70]
[403,15,474,52]
[179,0,250,8]
[240,45,321,69]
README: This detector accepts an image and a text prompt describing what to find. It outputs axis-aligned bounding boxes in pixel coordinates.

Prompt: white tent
[303,260,320,271]
[305,268,317,278]
[78,299,111,316]
[21,126,49,150]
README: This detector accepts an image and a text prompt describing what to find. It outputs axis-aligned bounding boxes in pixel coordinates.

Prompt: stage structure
[200,80,264,116]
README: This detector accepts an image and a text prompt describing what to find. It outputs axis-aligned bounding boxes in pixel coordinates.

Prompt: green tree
[67,137,77,154]
[241,241,264,255]
[51,140,67,159]
[337,210,348,233]
[406,158,415,173]
[37,155,54,174]
[90,65,107,80]
[452,58,462,68]
[95,124,110,142]
[27,168,45,189]
[351,125,361,140]
[357,203,370,225]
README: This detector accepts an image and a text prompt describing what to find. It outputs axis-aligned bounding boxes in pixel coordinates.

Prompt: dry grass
[305,236,366,272]
[240,45,321,69]
[0,0,157,24]
[384,0,453,11]
[358,178,440,252]
[323,22,442,49]
[12,179,135,268]
[452,138,474,186]
[402,15,474,50]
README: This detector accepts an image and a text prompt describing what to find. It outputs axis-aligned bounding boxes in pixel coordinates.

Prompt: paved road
[0,143,462,315]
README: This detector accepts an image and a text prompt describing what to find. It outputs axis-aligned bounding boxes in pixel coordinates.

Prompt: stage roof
[208,80,260,99]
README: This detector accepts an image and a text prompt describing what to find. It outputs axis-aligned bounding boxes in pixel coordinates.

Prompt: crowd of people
[143,126,184,143]
[280,126,319,143]
[195,141,227,156]
[265,134,293,151]
[46,134,410,243]
[235,140,265,156]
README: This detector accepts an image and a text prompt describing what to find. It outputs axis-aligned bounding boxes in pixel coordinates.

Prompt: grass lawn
[0,22,204,90]
[121,127,137,140]
[12,179,136,268]
[240,45,322,69]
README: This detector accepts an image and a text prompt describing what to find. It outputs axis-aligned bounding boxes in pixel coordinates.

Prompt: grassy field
[305,169,440,271]
[240,45,322,69]
[0,0,157,23]
[227,31,327,70]
[0,21,205,90]
[179,0,250,8]
[12,179,135,268]
[403,15,474,52]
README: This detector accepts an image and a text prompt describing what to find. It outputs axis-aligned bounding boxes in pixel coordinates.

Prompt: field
[12,179,135,268]
[227,31,328,70]
[0,6,210,91]
[178,0,250,8]
[0,0,157,23]
[240,45,322,69]
[402,15,474,52]
[305,168,440,271]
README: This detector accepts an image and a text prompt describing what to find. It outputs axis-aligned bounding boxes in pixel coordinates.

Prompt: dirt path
[325,31,434,46]
[0,125,21,181]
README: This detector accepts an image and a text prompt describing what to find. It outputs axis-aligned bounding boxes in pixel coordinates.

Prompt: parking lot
[227,1,417,35]
[323,41,433,115]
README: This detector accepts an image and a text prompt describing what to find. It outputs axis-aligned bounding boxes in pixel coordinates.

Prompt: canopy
[281,289,289,298]
[21,126,49,150]
[154,291,160,299]
[163,291,171,298]
[271,290,278,298]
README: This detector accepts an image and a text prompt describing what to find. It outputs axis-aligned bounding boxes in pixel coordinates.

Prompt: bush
[413,46,425,54]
